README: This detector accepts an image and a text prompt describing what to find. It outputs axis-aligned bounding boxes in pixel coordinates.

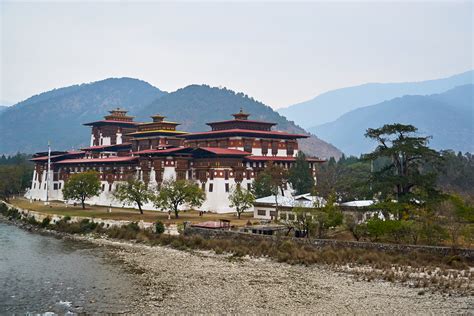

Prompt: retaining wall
[184,226,474,261]
[1,201,179,234]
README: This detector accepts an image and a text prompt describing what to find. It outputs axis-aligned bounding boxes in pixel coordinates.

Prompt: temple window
[225,183,229,192]
[209,183,213,192]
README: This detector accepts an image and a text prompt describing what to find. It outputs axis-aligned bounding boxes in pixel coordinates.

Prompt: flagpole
[45,141,51,205]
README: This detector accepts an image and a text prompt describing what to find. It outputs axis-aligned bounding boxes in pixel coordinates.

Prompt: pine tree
[288,151,315,195]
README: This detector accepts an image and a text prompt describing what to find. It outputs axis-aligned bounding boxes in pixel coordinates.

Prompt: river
[0,221,143,314]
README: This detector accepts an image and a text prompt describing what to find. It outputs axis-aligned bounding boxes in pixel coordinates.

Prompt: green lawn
[9,198,255,226]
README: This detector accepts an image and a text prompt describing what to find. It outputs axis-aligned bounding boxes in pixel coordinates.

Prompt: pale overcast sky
[1,1,472,108]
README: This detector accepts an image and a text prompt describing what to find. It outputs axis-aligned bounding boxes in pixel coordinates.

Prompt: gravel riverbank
[90,238,472,314]
[2,214,472,314]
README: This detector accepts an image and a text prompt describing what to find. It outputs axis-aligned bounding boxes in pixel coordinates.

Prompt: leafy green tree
[252,163,288,220]
[153,179,205,218]
[291,206,317,238]
[62,171,101,209]
[266,164,288,220]
[436,151,474,196]
[113,177,153,214]
[313,194,343,238]
[0,166,23,202]
[365,218,387,242]
[315,156,373,201]
[438,194,474,246]
[0,154,33,202]
[155,221,165,234]
[344,214,367,241]
[314,157,338,199]
[228,185,255,219]
[252,172,273,198]
[288,151,315,195]
[364,124,440,203]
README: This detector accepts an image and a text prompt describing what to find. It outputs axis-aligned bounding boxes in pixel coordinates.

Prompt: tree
[228,185,255,219]
[266,163,288,220]
[62,171,101,209]
[251,163,288,220]
[436,150,474,196]
[313,194,343,238]
[438,194,474,246]
[288,151,315,195]
[315,156,373,201]
[252,172,273,198]
[113,177,153,214]
[344,214,367,241]
[0,166,23,202]
[291,206,317,238]
[153,179,205,218]
[364,124,441,218]
[0,154,33,202]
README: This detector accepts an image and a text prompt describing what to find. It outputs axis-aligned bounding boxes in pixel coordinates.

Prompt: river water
[0,221,143,314]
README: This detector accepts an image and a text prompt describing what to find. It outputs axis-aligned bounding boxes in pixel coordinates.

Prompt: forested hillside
[0,78,165,154]
[137,85,342,159]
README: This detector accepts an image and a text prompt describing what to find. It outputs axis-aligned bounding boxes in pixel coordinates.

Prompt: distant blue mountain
[0,106,8,114]
[279,70,473,129]
[309,85,474,156]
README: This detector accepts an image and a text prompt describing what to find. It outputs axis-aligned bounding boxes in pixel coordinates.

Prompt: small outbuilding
[252,193,325,220]
[339,200,394,223]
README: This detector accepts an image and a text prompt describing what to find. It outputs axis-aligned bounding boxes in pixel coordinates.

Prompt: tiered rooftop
[83,108,139,127]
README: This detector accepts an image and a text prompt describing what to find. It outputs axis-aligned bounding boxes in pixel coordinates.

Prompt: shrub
[0,203,8,215]
[40,217,51,228]
[3,207,21,220]
[106,222,141,240]
[79,219,99,233]
[26,216,38,225]
[155,221,165,235]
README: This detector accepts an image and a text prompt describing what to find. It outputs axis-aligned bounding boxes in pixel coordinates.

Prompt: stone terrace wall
[2,201,154,230]
[184,227,474,261]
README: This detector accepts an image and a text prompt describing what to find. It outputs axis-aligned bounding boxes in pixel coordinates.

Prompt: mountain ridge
[0,80,342,159]
[0,78,166,154]
[280,70,473,129]
[136,84,342,159]
[309,84,474,156]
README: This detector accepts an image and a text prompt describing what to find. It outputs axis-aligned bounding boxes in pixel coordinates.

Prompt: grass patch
[8,198,254,226]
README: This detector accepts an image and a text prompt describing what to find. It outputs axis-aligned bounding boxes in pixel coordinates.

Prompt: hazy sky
[1,1,472,108]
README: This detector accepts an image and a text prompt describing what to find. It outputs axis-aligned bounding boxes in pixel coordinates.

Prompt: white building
[26,109,324,213]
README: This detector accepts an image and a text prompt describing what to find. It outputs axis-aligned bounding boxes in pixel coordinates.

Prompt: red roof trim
[198,147,250,156]
[81,143,131,151]
[245,156,325,162]
[133,147,187,155]
[180,129,309,139]
[206,119,276,126]
[30,151,84,161]
[30,154,67,161]
[56,156,138,164]
[83,120,140,126]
